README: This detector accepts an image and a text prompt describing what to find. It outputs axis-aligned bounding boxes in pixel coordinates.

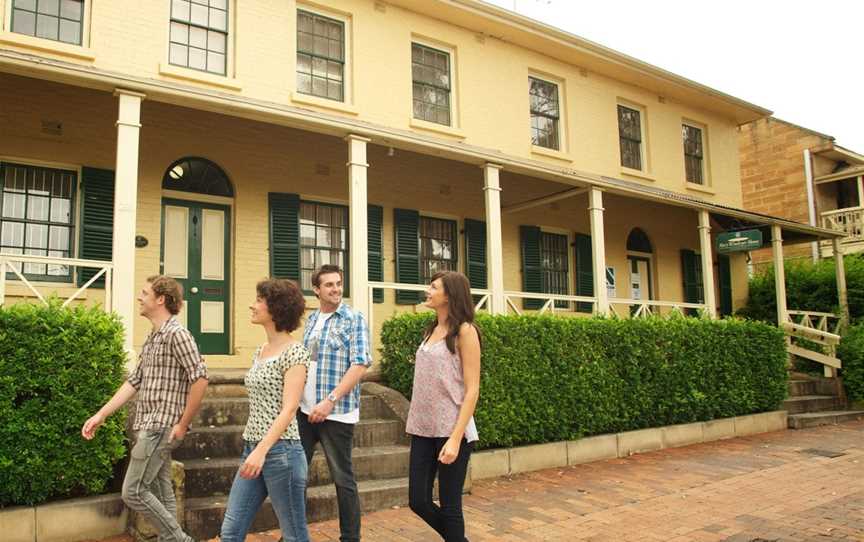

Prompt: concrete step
[787,379,817,397]
[781,395,840,414]
[176,418,404,460]
[184,477,410,540]
[788,410,864,429]
[193,395,390,427]
[183,444,410,498]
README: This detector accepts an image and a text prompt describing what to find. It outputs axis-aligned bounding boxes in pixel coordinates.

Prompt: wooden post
[589,188,608,315]
[346,134,370,319]
[698,211,717,318]
[484,164,505,315]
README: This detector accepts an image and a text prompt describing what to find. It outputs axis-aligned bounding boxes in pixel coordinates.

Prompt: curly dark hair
[146,275,184,315]
[256,279,306,332]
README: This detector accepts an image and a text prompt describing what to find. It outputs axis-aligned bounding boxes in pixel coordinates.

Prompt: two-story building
[740,117,864,270]
[0,0,843,369]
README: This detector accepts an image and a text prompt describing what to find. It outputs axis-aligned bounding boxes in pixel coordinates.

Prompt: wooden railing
[821,206,864,242]
[609,298,707,318]
[782,310,843,377]
[0,254,114,311]
[502,291,595,315]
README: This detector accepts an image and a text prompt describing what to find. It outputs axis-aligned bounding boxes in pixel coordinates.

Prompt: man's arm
[81,381,137,440]
[170,376,208,441]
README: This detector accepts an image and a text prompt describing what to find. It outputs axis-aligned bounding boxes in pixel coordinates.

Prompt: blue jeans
[220,439,310,542]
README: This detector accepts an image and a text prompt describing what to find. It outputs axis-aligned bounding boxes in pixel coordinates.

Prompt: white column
[346,135,370,319]
[697,211,717,319]
[483,164,505,315]
[112,89,144,357]
[833,237,850,330]
[771,224,788,325]
[588,188,608,316]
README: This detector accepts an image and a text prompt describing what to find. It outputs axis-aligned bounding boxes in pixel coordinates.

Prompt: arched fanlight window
[162,157,234,197]
[626,228,653,253]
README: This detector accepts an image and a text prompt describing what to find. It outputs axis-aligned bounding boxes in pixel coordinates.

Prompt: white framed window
[169,0,229,76]
[682,120,708,186]
[296,6,352,103]
[617,101,647,172]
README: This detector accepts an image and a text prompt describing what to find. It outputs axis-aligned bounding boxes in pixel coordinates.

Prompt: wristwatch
[327,391,338,403]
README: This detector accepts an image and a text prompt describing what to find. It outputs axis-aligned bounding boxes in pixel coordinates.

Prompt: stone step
[184,477,410,540]
[787,379,817,397]
[788,410,864,429]
[193,395,389,427]
[781,395,841,414]
[183,445,410,498]
[176,418,404,460]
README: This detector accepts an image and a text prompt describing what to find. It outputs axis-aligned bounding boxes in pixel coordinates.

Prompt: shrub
[0,300,128,506]
[380,313,787,449]
[837,324,864,402]
[737,253,864,324]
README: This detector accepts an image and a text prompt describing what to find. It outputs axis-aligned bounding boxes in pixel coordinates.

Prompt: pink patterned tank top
[405,339,479,442]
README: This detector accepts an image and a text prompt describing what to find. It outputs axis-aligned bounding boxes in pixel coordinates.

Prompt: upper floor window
[412,43,451,126]
[169,0,228,76]
[682,123,705,185]
[299,201,348,293]
[618,104,643,170]
[11,0,84,45]
[296,10,345,101]
[529,77,560,150]
[419,216,456,284]
[1,162,76,281]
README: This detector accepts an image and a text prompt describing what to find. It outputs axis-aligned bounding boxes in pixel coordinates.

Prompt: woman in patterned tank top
[220,279,311,542]
[405,271,482,541]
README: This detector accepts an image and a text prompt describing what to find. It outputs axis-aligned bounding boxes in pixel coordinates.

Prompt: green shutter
[269,193,301,281]
[718,254,733,316]
[78,167,115,287]
[464,219,487,304]
[575,233,593,313]
[394,208,420,304]
[368,204,384,303]
[520,225,543,310]
[681,249,704,316]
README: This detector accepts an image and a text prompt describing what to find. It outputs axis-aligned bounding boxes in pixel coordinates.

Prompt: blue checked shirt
[302,303,372,414]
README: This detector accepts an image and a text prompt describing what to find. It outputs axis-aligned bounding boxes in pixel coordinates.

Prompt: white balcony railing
[821,206,864,242]
[608,298,707,318]
[0,254,114,311]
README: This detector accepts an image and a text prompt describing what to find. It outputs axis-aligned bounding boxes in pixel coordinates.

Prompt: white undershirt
[300,311,360,424]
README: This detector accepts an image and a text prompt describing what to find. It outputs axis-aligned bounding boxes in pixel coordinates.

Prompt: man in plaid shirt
[82,275,208,542]
[299,264,372,542]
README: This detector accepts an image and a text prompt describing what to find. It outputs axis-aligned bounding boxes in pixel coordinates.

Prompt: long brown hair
[423,271,481,354]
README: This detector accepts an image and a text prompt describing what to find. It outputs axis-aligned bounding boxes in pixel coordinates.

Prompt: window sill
[290,92,358,115]
[409,117,466,139]
[530,145,572,162]
[620,167,656,182]
[158,63,243,91]
[0,31,95,61]
[685,182,715,195]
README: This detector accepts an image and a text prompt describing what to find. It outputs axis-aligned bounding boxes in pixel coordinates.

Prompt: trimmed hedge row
[0,301,128,506]
[837,324,864,403]
[381,313,787,449]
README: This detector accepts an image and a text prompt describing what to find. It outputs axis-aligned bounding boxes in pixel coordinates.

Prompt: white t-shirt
[300,311,360,424]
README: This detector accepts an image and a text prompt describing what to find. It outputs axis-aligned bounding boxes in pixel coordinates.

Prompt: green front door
[161,199,230,355]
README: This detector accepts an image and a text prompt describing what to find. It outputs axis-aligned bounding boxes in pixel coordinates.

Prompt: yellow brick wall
[0,0,744,208]
[1,74,748,369]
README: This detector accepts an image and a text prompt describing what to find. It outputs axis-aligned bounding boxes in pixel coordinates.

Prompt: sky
[484,0,864,153]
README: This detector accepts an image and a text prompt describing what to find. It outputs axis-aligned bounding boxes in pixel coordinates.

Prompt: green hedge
[0,301,128,506]
[381,313,787,449]
[837,323,864,403]
[737,253,864,324]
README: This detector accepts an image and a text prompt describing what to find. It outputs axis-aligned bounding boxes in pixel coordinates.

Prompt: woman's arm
[239,363,307,479]
[439,323,481,464]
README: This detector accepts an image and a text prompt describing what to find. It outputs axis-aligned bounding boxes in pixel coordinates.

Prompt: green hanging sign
[717,230,763,253]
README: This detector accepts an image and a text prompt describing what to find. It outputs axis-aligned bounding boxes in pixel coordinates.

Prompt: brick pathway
[95,420,864,541]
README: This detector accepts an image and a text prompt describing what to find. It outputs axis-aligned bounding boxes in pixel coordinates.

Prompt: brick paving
[94,420,864,541]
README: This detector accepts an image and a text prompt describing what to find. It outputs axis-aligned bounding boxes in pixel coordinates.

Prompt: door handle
[190,287,199,294]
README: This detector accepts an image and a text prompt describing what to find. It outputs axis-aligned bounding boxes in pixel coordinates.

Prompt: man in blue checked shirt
[299,264,372,542]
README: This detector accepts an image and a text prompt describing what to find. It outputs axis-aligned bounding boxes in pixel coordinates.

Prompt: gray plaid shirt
[128,317,208,430]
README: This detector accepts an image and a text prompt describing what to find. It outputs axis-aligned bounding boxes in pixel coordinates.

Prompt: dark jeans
[408,435,474,542]
[297,411,361,542]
